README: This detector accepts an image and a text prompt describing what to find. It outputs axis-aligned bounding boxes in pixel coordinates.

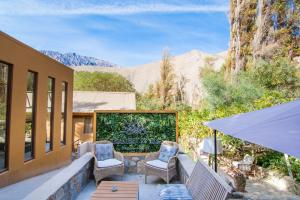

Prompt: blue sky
[0,0,230,67]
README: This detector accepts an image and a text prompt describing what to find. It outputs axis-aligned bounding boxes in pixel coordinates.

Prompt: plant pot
[233,173,246,192]
[294,182,300,196]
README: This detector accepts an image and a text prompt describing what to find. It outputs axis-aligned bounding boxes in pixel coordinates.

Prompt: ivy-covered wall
[95,112,177,152]
[228,0,300,73]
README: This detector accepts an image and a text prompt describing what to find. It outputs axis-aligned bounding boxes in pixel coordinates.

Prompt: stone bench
[23,152,93,200]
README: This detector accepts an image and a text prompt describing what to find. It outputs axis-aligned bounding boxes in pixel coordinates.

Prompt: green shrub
[136,94,162,110]
[252,58,300,96]
[202,69,263,109]
[256,151,288,172]
[74,71,135,92]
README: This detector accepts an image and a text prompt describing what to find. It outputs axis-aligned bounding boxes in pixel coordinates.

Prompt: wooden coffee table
[91,181,139,200]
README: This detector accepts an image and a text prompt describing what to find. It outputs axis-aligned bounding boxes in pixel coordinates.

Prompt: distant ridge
[40,50,116,67]
[73,49,227,106]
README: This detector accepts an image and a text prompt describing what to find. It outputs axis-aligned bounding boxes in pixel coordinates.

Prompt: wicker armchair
[93,140,125,185]
[145,141,179,184]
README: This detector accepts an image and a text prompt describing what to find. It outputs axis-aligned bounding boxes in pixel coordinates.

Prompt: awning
[205,99,300,159]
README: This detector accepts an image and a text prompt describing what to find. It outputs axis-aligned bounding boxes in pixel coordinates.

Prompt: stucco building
[72,91,136,147]
[0,32,73,187]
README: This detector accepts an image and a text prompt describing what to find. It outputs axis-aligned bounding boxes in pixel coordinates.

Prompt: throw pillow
[158,144,178,163]
[95,143,113,161]
[159,185,192,200]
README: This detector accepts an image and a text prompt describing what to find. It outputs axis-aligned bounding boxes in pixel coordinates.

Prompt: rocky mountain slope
[228,0,300,73]
[40,50,117,67]
[74,50,226,106]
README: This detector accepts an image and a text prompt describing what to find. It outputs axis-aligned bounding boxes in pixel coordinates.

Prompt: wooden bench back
[186,160,232,200]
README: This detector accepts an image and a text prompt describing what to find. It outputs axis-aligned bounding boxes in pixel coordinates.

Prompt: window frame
[24,70,37,162]
[46,77,55,153]
[0,60,12,173]
[60,81,68,146]
[83,117,93,134]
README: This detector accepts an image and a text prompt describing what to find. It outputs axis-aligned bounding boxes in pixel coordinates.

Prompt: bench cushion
[95,143,113,161]
[158,144,178,162]
[159,184,192,200]
[97,158,122,168]
[146,159,168,169]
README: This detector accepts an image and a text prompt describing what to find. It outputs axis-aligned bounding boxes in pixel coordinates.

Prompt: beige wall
[0,32,74,187]
[73,91,136,112]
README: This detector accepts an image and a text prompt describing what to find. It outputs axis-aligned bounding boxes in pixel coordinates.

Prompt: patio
[77,174,300,200]
[1,99,300,200]
[76,174,181,200]
[0,146,299,200]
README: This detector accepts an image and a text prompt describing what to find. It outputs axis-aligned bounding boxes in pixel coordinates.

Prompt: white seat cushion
[97,158,123,168]
[146,159,168,169]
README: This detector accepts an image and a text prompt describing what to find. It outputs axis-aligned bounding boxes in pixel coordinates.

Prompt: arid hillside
[73,50,226,105]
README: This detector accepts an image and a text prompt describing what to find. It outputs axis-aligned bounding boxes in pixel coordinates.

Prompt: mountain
[73,50,226,106]
[40,50,117,67]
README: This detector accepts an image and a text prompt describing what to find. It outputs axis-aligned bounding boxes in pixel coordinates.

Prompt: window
[46,77,54,152]
[60,82,67,145]
[25,71,37,161]
[83,117,93,134]
[0,62,11,171]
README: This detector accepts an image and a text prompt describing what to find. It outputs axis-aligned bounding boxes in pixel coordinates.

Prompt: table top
[91,181,139,200]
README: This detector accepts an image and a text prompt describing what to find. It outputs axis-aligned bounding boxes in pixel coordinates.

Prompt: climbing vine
[227,0,300,73]
[95,112,177,152]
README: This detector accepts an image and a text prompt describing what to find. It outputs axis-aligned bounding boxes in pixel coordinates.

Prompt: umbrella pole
[214,129,217,172]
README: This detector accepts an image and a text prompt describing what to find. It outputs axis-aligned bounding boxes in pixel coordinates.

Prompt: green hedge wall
[96,112,177,152]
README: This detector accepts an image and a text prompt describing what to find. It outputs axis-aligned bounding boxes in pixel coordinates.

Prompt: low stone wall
[177,153,196,184]
[24,153,94,200]
[48,161,93,200]
[124,155,145,173]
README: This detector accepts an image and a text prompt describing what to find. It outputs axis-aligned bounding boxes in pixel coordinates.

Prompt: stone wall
[124,155,145,173]
[23,152,94,200]
[48,161,93,200]
[177,153,196,184]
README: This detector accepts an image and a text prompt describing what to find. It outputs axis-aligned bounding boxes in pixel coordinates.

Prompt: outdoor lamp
[199,135,223,172]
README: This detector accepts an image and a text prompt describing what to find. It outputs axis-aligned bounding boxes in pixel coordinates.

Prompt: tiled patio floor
[76,173,300,200]
[76,173,180,200]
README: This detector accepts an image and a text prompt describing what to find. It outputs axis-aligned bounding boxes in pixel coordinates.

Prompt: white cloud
[0,1,228,16]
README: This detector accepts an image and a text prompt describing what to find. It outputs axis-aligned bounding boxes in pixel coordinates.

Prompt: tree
[175,74,188,104]
[158,49,175,108]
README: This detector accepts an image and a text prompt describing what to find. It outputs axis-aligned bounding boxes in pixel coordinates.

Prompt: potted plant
[294,181,300,195]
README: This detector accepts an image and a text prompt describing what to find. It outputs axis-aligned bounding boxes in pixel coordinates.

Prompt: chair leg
[145,175,147,184]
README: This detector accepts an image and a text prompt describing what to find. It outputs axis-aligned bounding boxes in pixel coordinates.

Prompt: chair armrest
[114,150,124,162]
[167,156,177,168]
[94,155,99,168]
[145,152,160,161]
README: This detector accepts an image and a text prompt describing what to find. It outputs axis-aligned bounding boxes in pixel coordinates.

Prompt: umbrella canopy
[204,99,300,159]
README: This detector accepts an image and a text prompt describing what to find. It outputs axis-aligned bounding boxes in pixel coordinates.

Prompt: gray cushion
[158,144,178,162]
[146,159,168,169]
[95,143,113,161]
[97,158,122,168]
[159,184,192,200]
